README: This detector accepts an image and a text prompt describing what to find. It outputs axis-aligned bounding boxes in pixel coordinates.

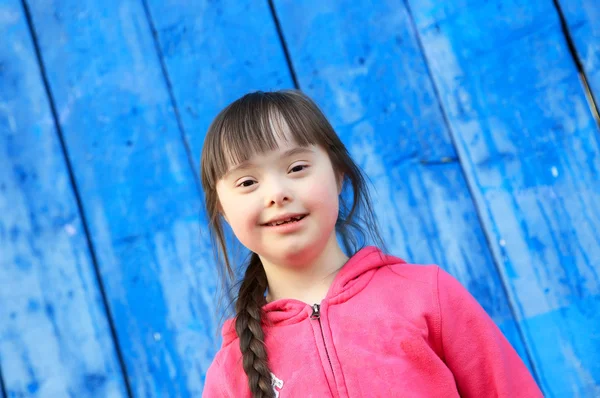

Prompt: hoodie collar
[221,246,401,344]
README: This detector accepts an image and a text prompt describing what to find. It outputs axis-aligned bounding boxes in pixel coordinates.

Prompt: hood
[220,246,403,345]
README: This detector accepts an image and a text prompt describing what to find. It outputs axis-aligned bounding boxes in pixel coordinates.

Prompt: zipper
[310,303,321,320]
[311,304,336,386]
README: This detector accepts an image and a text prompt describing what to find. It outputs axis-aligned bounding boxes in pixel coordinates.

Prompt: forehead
[209,105,326,185]
[222,116,299,168]
[224,139,311,178]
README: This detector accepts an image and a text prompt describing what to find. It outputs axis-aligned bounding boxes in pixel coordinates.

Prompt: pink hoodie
[203,247,542,397]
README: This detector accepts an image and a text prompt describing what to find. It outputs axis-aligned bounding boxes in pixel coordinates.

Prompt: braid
[235,253,274,398]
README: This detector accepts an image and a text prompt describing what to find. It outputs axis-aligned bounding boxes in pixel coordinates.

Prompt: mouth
[262,214,308,227]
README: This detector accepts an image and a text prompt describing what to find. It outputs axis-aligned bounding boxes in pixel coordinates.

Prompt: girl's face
[216,132,341,267]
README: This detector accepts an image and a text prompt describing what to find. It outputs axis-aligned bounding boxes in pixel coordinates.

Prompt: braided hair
[234,253,273,397]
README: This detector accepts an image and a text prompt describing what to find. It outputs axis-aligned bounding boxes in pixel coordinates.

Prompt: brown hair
[200,90,383,397]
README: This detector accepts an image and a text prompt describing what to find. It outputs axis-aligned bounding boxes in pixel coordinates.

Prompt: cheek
[303,174,340,216]
[219,194,261,239]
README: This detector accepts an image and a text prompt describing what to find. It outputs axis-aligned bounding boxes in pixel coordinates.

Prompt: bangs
[203,91,334,188]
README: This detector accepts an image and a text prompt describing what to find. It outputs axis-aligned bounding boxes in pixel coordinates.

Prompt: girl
[200,90,542,397]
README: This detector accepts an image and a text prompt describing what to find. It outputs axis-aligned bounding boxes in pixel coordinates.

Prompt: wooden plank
[406,1,600,396]
[0,368,6,397]
[556,0,600,111]
[0,1,128,396]
[143,0,294,167]
[272,0,533,373]
[22,0,236,395]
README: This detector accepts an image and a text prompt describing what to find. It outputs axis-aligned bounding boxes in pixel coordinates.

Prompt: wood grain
[143,0,294,167]
[23,0,222,395]
[0,0,128,396]
[2,0,598,395]
[556,0,600,111]
[406,1,600,395]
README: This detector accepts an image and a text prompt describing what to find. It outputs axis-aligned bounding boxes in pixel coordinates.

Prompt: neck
[261,233,349,305]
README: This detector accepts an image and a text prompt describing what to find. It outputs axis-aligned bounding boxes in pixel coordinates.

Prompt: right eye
[237,179,256,188]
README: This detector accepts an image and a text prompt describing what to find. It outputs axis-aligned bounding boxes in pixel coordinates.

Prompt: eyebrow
[224,147,315,178]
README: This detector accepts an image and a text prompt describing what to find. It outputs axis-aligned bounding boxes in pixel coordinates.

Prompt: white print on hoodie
[271,373,284,397]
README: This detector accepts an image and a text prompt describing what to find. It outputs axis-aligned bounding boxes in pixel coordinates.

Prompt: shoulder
[213,319,243,366]
[385,260,440,285]
[376,259,469,308]
[363,255,444,312]
[366,256,451,330]
[374,252,442,291]
[203,321,248,397]
[375,260,491,327]
[203,355,228,397]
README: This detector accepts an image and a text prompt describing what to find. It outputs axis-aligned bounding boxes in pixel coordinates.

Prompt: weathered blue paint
[0,369,6,398]
[22,0,224,396]
[143,0,294,168]
[2,0,599,396]
[273,0,532,372]
[0,0,128,396]
[406,0,600,396]
[557,0,600,108]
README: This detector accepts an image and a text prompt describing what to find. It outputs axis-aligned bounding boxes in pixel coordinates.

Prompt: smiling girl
[200,90,542,397]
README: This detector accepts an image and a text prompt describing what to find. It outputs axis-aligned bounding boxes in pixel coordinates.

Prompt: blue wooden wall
[1,0,599,396]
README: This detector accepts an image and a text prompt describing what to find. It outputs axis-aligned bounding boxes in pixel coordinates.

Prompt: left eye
[290,165,307,173]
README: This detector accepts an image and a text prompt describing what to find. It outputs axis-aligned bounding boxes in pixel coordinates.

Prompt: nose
[265,177,292,207]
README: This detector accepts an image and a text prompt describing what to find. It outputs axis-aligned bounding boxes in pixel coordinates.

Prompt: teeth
[268,216,303,226]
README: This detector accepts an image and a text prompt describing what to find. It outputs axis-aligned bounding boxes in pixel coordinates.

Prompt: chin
[254,244,306,267]
[279,240,325,266]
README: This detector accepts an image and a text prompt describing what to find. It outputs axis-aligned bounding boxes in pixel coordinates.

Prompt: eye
[289,164,308,173]
[237,179,256,188]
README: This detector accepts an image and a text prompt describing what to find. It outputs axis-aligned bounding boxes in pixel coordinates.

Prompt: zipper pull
[310,304,320,319]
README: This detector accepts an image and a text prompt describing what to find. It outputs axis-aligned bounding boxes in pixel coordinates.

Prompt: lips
[262,214,308,227]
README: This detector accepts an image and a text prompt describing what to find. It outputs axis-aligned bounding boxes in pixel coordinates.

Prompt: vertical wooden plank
[273,0,533,373]
[0,0,128,396]
[23,0,219,396]
[142,0,294,167]
[406,1,600,396]
[0,369,6,398]
[556,0,600,111]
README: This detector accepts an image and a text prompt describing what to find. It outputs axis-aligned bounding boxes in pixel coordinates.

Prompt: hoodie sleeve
[435,267,543,397]
[202,358,228,398]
